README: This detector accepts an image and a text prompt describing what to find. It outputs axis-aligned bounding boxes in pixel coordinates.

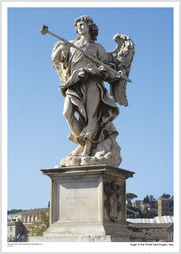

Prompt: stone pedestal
[39,165,134,242]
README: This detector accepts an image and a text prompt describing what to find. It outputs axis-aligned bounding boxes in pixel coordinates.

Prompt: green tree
[126,204,141,218]
[126,193,138,202]
[8,209,22,215]
[143,194,157,209]
[140,209,148,218]
[170,195,174,215]
[149,195,157,208]
[29,211,49,236]
[149,195,156,201]
[139,207,157,219]
[143,195,149,204]
[160,193,171,199]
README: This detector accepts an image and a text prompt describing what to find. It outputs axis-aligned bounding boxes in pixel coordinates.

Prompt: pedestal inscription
[59,181,99,221]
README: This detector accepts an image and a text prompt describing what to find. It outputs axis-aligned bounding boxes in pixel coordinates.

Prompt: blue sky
[7,7,173,210]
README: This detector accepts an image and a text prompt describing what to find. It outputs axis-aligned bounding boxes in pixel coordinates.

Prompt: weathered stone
[34,165,135,242]
[37,15,136,243]
[29,235,130,242]
[48,15,135,166]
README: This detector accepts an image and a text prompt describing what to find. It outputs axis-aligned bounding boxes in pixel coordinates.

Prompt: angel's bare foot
[68,145,83,157]
[82,140,92,157]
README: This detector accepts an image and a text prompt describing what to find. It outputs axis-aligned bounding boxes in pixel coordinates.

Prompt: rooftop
[12,208,49,215]
[127,216,173,224]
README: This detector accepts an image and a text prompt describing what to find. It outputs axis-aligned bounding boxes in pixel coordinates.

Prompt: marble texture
[60,137,122,167]
[49,15,135,167]
[59,180,99,221]
[39,165,134,241]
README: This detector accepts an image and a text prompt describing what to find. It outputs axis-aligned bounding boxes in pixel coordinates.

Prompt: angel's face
[76,21,89,36]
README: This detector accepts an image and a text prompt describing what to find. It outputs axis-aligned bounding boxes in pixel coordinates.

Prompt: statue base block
[29,235,130,242]
[37,165,134,242]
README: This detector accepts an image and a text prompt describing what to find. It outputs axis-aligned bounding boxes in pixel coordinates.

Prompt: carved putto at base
[41,15,135,168]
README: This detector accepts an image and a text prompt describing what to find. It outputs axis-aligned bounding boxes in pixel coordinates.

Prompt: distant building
[140,201,151,211]
[11,213,21,221]
[126,200,132,205]
[158,198,170,216]
[12,208,49,224]
[11,208,49,237]
[7,220,27,241]
[127,216,173,242]
[132,200,141,209]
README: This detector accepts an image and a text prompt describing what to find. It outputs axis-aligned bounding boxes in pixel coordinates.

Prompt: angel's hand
[78,68,86,78]
[78,68,101,77]
[98,65,107,74]
[114,70,124,79]
[118,70,123,76]
[98,65,120,82]
[97,65,109,80]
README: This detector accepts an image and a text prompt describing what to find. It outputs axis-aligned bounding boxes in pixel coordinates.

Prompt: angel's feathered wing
[51,41,69,84]
[108,33,135,107]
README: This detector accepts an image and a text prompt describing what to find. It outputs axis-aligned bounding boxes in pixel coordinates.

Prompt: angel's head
[74,15,98,42]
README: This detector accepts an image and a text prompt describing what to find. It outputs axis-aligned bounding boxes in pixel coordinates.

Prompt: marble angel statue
[46,15,135,167]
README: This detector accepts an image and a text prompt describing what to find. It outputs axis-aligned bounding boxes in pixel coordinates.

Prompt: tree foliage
[142,195,157,208]
[143,195,149,204]
[8,209,22,215]
[159,193,171,199]
[149,195,156,201]
[126,193,173,218]
[126,204,157,218]
[126,204,141,218]
[28,211,49,237]
[126,193,138,201]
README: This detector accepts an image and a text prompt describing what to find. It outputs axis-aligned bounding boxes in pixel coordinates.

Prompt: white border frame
[1,1,179,253]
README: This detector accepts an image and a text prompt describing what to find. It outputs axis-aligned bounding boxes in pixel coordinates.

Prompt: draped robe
[53,39,119,148]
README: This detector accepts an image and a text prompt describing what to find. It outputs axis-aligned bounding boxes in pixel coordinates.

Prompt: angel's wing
[51,41,69,84]
[108,33,135,107]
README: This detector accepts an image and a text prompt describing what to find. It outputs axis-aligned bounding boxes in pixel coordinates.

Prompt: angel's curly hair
[74,15,98,42]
